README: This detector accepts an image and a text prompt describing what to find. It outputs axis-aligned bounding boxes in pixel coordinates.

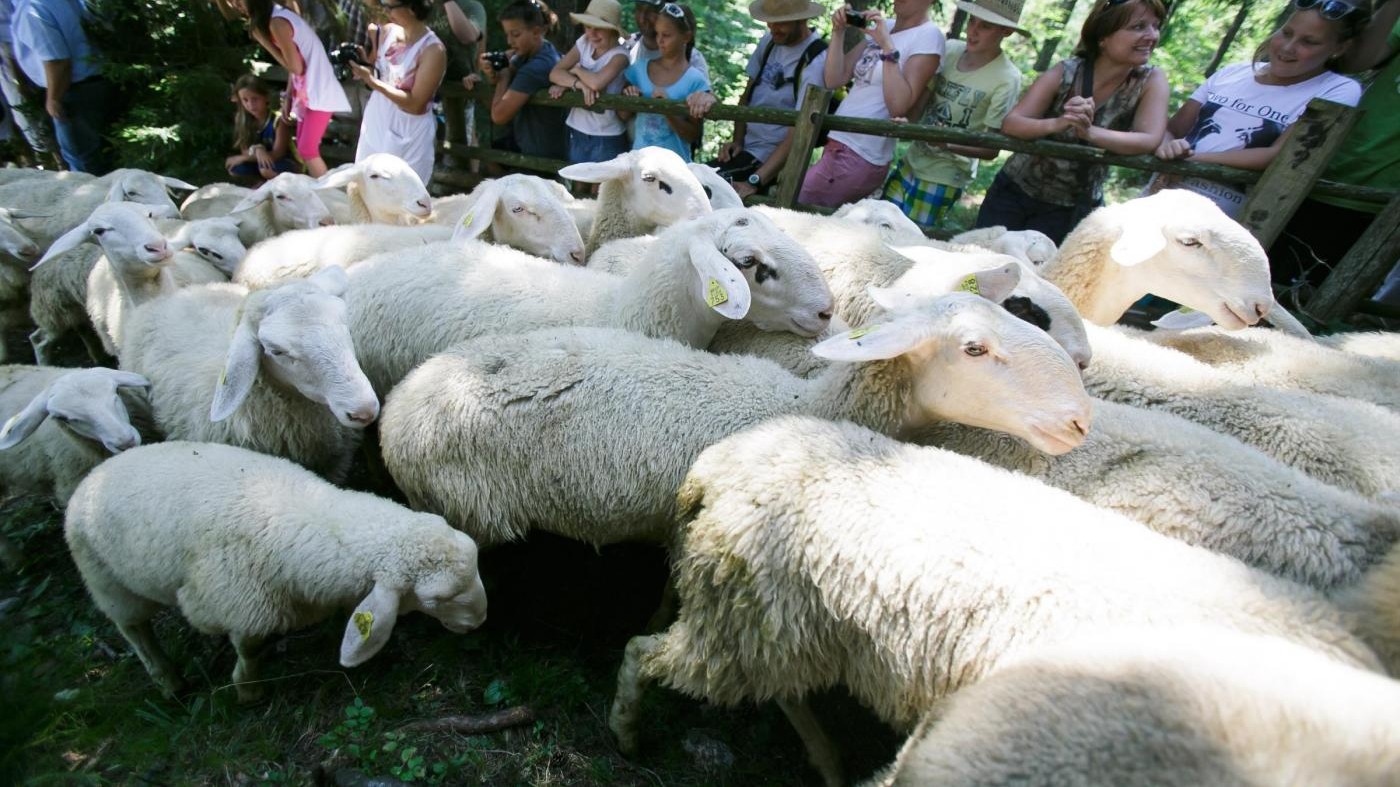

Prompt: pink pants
[799,139,891,208]
[295,109,333,162]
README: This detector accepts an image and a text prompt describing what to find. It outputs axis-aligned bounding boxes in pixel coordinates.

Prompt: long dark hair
[655,3,697,61]
[499,0,558,31]
[244,0,275,38]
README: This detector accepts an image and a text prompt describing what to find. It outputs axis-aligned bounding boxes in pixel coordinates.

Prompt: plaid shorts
[882,159,962,229]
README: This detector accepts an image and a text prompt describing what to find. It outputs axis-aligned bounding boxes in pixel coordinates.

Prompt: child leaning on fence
[884,0,1025,230]
[618,2,709,162]
[225,75,300,184]
[482,0,569,163]
[548,0,632,165]
[1150,0,1367,219]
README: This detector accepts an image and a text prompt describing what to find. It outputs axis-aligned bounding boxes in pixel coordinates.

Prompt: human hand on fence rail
[716,140,743,162]
[1155,137,1192,160]
[687,90,716,117]
[548,84,567,99]
[623,84,642,97]
[462,73,482,90]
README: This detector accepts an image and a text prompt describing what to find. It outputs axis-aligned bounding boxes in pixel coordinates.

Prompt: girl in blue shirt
[619,3,708,161]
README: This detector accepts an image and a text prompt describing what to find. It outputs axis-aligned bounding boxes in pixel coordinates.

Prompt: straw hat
[953,0,1031,36]
[749,0,825,23]
[570,0,626,33]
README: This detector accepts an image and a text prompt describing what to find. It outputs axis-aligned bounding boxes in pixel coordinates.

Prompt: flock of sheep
[2,146,1399,785]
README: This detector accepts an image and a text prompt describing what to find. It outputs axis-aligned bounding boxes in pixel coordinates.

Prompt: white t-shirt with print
[742,31,827,163]
[1179,62,1361,215]
[566,35,630,137]
[828,19,945,165]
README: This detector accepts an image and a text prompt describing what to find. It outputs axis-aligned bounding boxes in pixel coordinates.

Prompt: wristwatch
[747,173,762,187]
[878,49,900,64]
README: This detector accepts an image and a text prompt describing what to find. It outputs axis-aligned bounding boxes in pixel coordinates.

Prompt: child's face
[963,17,1012,55]
[502,18,543,55]
[584,24,617,51]
[1269,10,1348,80]
[653,15,690,58]
[238,88,269,118]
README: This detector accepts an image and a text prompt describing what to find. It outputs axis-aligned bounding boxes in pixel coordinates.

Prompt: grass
[1,495,898,785]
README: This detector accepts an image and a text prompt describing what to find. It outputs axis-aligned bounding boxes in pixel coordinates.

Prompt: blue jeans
[974,170,1100,246]
[567,127,628,164]
[54,77,119,174]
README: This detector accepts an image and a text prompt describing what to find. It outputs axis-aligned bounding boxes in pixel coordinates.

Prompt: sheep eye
[369,173,383,180]
[265,345,289,357]
[963,343,988,357]
[50,413,71,423]
[275,194,290,201]
[657,180,672,194]
[702,185,713,199]
[92,227,108,237]
[733,255,757,269]
[200,247,224,260]
[511,206,525,214]
[1179,237,1202,248]
[735,217,749,227]
[641,174,656,183]
[880,223,893,230]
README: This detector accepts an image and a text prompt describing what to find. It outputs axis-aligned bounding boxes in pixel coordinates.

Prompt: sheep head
[34,202,172,272]
[103,169,192,218]
[560,146,711,231]
[230,172,335,232]
[0,367,149,453]
[319,154,432,225]
[167,216,246,276]
[453,174,586,264]
[834,199,927,245]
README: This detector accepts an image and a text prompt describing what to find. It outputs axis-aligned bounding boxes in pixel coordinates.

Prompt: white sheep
[609,416,1393,786]
[346,209,835,395]
[914,396,1400,590]
[949,225,1058,267]
[378,286,1093,549]
[119,267,379,482]
[0,365,152,504]
[180,173,336,247]
[0,207,47,363]
[64,440,487,702]
[876,627,1400,786]
[428,175,588,264]
[559,147,712,258]
[0,168,191,250]
[159,216,246,277]
[316,154,432,225]
[231,224,452,289]
[686,163,745,210]
[832,199,927,245]
[0,168,90,186]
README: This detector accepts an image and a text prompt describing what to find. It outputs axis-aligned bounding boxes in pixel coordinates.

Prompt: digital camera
[328,42,369,82]
[483,50,513,72]
[844,10,870,27]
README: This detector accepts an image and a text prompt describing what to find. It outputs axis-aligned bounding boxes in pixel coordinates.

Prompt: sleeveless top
[271,5,352,116]
[1001,57,1155,206]
[356,25,443,183]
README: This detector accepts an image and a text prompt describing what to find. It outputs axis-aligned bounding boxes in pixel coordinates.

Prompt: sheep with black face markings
[559,147,712,258]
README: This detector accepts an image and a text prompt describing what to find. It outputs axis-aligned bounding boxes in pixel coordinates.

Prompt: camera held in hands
[483,51,513,72]
[844,9,870,27]
[328,42,370,81]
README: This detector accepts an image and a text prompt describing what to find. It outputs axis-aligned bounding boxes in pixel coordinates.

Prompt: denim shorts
[567,127,630,164]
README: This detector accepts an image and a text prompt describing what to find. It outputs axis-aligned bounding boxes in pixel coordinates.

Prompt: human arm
[1154,98,1200,160]
[1341,0,1400,72]
[999,64,1091,140]
[41,59,70,119]
[259,17,305,76]
[1079,67,1169,155]
[352,42,446,115]
[442,0,484,48]
[660,71,706,143]
[864,12,941,118]
[733,126,797,197]
[548,46,584,88]
[823,6,867,88]
[570,51,629,106]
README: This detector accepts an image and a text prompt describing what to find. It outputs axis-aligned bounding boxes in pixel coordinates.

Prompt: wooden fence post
[774,85,832,209]
[1237,99,1358,249]
[1302,193,1400,322]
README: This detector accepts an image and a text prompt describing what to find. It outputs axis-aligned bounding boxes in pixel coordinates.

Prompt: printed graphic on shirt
[851,48,882,87]
[928,80,990,129]
[1184,99,1283,152]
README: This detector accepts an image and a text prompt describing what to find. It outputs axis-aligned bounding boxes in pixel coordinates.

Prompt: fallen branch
[396,705,536,735]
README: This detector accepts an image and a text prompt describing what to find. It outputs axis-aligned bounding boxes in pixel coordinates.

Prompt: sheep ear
[308,265,348,297]
[453,182,499,242]
[559,156,633,184]
[1151,307,1215,331]
[32,221,91,270]
[0,389,50,450]
[970,263,1022,303]
[159,175,198,192]
[340,582,401,667]
[1264,300,1312,338]
[1108,202,1168,266]
[317,163,361,190]
[229,185,272,213]
[687,237,750,320]
[104,370,152,391]
[166,222,194,250]
[210,319,261,422]
[812,317,929,362]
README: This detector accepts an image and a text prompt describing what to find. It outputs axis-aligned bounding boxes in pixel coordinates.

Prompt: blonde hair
[231,74,279,153]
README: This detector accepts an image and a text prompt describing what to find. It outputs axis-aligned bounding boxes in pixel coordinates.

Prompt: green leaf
[483,678,508,705]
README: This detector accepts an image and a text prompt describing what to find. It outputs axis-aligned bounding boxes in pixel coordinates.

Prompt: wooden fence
[331,83,1396,324]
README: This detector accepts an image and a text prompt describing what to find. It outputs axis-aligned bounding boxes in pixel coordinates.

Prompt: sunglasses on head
[661,2,685,19]
[1295,0,1359,19]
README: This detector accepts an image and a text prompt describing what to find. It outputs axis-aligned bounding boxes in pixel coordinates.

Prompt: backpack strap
[792,36,829,101]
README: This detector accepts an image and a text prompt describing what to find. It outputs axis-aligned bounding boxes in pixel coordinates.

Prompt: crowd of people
[0,0,1393,296]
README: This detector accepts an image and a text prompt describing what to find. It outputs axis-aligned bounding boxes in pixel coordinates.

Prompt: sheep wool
[232,224,452,289]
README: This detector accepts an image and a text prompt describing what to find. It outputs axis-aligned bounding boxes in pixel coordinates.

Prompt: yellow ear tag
[1,415,16,435]
[1175,306,1195,314]
[957,274,980,295]
[848,325,875,340]
[353,610,374,641]
[706,278,728,308]
[460,210,474,229]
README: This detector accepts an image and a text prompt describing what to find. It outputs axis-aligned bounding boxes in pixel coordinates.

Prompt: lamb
[64,440,487,703]
[180,173,336,247]
[232,224,452,289]
[0,365,153,505]
[422,173,586,263]
[832,199,927,245]
[378,285,1092,549]
[875,628,1400,786]
[687,163,745,210]
[950,225,1058,266]
[346,209,835,395]
[608,416,1393,785]
[316,154,432,225]
[0,168,191,250]
[119,267,379,481]
[559,147,711,258]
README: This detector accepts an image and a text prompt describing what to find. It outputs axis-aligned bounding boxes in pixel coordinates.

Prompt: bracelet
[573,77,581,90]
[878,49,900,63]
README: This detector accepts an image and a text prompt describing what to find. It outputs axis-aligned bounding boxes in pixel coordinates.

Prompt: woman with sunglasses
[1152,0,1367,219]
[233,0,351,177]
[482,0,569,163]
[349,0,447,184]
[798,0,946,208]
[973,0,1170,243]
[619,3,709,162]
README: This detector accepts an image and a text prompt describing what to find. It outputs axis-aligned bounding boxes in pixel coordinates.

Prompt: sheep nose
[1077,360,1089,371]
[345,405,378,426]
[318,216,336,226]
[146,241,170,258]
[1254,301,1270,318]
[817,311,833,322]
[569,249,585,265]
[1071,417,1089,437]
[415,199,431,211]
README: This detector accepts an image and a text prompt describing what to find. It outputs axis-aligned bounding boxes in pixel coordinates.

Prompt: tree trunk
[1206,0,1252,77]
[1034,0,1079,71]
[949,9,967,39]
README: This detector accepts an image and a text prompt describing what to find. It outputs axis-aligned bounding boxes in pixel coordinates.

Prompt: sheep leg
[777,696,843,787]
[643,577,676,632]
[28,327,50,366]
[609,633,661,756]
[229,631,269,704]
[115,620,184,697]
